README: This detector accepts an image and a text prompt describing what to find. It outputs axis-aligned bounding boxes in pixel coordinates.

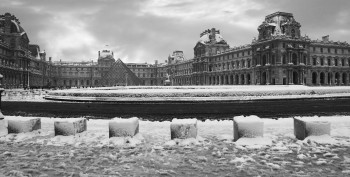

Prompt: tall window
[335,59,338,66]
[320,58,324,66]
[328,58,331,66]
[328,48,331,53]
[320,48,323,53]
[283,55,287,64]
[313,58,317,65]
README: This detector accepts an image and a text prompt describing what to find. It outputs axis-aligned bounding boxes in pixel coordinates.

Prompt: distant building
[1,12,349,88]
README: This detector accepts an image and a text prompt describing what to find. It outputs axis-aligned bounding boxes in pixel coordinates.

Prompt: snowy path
[1,116,350,176]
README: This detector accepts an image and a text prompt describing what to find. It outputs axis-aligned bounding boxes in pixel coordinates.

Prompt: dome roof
[199,33,225,44]
[99,49,114,59]
[198,28,227,45]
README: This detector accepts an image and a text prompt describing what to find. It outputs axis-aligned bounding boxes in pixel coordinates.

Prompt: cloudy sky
[2,0,349,63]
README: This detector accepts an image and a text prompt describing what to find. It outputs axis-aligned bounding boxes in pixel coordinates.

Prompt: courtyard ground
[1,116,350,176]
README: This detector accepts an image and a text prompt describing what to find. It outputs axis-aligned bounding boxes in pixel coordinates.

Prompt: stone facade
[1,12,349,88]
[0,13,53,89]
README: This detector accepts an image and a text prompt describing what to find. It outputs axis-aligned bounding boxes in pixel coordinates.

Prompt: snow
[171,118,197,124]
[0,119,8,136]
[170,118,197,139]
[234,115,261,122]
[0,115,349,148]
[45,85,350,101]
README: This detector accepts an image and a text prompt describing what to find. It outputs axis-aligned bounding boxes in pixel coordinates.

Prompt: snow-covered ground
[1,116,350,176]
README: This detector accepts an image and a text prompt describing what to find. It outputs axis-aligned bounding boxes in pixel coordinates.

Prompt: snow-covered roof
[198,33,226,44]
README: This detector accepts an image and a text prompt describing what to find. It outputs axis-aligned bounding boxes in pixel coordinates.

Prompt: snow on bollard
[170,118,197,139]
[233,116,264,142]
[0,119,8,136]
[109,117,139,137]
[54,118,87,136]
[294,117,331,140]
[7,118,41,133]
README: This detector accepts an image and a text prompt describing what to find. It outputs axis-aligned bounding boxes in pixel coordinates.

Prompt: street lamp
[0,74,4,119]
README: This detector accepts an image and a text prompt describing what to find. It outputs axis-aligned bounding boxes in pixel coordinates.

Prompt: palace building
[1,12,350,89]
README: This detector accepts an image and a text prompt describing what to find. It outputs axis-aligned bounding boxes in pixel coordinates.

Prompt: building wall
[1,12,349,89]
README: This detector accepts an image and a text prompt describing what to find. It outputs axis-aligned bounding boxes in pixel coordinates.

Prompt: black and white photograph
[0,0,350,176]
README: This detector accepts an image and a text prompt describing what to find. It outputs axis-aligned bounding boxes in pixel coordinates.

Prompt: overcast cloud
[1,0,349,63]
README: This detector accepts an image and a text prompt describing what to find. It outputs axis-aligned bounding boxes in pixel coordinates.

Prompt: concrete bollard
[233,116,264,142]
[109,117,139,137]
[7,118,41,133]
[170,118,197,139]
[294,117,331,140]
[0,119,8,136]
[54,118,87,136]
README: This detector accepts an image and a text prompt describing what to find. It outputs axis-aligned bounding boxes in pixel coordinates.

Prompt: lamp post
[0,74,4,119]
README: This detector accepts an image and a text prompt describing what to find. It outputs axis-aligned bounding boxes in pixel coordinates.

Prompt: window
[320,48,323,53]
[248,50,251,55]
[313,47,316,52]
[341,59,344,66]
[283,43,285,48]
[328,58,331,66]
[312,58,317,65]
[335,49,337,54]
[283,55,287,64]
[320,58,324,66]
[335,59,338,66]
[328,48,331,53]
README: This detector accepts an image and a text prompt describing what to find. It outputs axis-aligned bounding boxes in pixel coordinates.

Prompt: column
[267,69,270,85]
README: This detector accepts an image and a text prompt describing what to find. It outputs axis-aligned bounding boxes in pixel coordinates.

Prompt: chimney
[322,35,329,42]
